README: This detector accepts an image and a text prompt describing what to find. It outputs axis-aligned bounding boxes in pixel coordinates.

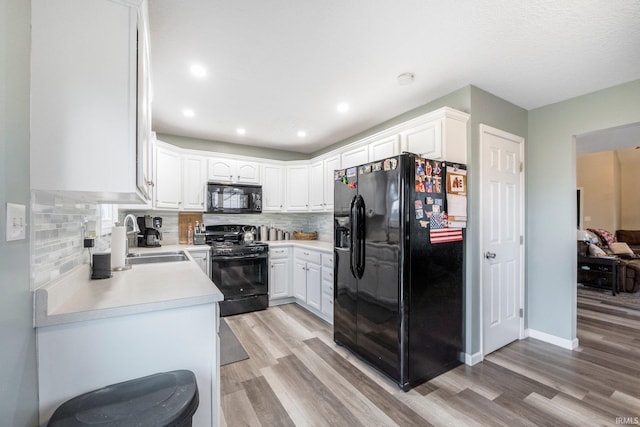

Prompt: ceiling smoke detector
[397,72,415,86]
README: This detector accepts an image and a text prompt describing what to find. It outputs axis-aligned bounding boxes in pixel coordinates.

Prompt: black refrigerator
[333,153,464,391]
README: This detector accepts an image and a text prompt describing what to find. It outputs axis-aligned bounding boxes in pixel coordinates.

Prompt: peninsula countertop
[34,247,223,328]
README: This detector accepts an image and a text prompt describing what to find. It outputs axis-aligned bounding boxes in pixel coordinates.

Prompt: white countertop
[266,239,333,252]
[34,247,223,328]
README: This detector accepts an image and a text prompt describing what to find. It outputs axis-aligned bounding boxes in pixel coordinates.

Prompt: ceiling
[148,0,640,154]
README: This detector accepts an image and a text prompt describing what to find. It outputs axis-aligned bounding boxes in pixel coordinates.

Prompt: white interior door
[480,124,524,356]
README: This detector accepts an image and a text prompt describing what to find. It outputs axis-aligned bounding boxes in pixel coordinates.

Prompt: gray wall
[156,133,308,161]
[527,79,640,341]
[0,0,39,425]
[467,87,528,356]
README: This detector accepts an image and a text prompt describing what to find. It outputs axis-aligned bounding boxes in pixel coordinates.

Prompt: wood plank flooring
[220,291,640,426]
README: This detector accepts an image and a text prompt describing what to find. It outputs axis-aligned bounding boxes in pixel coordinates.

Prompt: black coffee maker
[137,215,162,247]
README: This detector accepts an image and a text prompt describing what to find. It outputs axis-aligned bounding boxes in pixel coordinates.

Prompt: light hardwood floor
[220,290,640,426]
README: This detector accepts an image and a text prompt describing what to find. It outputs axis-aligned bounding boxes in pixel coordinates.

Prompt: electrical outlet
[6,203,26,241]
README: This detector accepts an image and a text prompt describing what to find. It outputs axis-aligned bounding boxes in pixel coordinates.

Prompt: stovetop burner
[205,224,267,256]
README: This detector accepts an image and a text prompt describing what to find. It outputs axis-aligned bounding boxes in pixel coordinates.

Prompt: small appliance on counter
[137,215,162,247]
[91,253,112,280]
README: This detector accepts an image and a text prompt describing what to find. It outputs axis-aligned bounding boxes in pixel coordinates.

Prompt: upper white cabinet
[309,161,325,211]
[30,0,152,203]
[341,145,369,169]
[399,108,469,164]
[207,158,260,184]
[323,155,340,211]
[399,120,441,160]
[154,144,182,210]
[262,164,285,211]
[182,155,206,211]
[369,135,400,162]
[286,164,310,211]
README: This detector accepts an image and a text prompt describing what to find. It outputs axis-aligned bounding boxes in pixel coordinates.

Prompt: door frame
[478,124,526,358]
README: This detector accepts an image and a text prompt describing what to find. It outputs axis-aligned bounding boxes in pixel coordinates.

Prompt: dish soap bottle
[187,222,194,245]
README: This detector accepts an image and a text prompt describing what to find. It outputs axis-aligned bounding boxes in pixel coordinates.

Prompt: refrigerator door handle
[355,195,365,279]
[349,195,358,278]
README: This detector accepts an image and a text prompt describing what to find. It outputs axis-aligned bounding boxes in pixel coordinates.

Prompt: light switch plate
[6,202,26,241]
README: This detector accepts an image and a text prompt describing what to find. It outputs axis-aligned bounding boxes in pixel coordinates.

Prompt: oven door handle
[212,253,268,261]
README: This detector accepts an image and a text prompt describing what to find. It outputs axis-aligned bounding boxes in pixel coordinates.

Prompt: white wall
[0,0,40,424]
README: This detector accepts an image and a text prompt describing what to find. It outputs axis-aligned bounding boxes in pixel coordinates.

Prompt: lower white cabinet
[293,248,322,312]
[269,247,291,300]
[321,253,334,322]
[186,248,210,278]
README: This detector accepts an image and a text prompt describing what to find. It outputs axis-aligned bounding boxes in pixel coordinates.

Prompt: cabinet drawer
[322,253,334,269]
[322,267,333,283]
[270,247,290,259]
[295,248,321,265]
[322,278,333,295]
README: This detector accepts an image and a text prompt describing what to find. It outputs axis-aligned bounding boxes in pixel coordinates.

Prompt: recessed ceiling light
[397,72,415,86]
[336,102,350,113]
[236,128,246,135]
[182,108,195,117]
[190,64,206,78]
[297,130,307,138]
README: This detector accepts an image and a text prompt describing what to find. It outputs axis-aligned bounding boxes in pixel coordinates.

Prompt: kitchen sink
[126,251,189,265]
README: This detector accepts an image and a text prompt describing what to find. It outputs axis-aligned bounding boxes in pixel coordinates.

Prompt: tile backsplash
[31,191,109,289]
[31,190,334,289]
[120,211,334,244]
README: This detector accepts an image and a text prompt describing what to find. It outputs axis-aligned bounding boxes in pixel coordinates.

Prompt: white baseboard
[527,328,579,350]
[464,352,483,366]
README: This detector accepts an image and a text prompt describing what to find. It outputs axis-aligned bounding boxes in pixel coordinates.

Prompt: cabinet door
[207,158,235,183]
[400,119,442,159]
[270,258,290,300]
[306,262,322,311]
[286,165,310,211]
[155,145,182,209]
[236,160,260,184]
[369,135,399,162]
[341,145,368,169]
[293,260,307,301]
[309,161,325,211]
[263,164,284,211]
[31,0,147,202]
[182,155,206,211]
[188,250,210,276]
[323,155,340,211]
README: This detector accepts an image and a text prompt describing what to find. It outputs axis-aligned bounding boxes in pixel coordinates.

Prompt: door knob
[485,251,496,259]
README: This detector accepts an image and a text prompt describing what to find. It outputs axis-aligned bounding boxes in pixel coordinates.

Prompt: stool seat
[48,370,198,427]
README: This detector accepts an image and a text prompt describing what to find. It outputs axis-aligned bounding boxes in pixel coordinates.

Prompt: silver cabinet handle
[485,251,496,259]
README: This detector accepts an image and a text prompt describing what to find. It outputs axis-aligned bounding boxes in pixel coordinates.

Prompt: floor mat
[220,318,249,366]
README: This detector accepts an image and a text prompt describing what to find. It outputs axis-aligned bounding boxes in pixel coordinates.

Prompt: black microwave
[206,182,262,214]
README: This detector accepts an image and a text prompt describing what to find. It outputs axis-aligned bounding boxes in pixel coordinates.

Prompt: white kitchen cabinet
[286,164,310,211]
[154,144,182,210]
[207,158,260,184]
[182,155,206,211]
[269,247,291,301]
[294,249,322,311]
[400,120,442,160]
[323,155,341,211]
[399,108,469,164]
[341,145,369,169]
[30,0,152,203]
[369,134,400,162]
[309,161,325,211]
[321,253,334,323]
[186,248,210,277]
[262,164,285,211]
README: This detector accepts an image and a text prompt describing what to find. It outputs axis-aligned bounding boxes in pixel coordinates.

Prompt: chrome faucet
[122,214,140,256]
